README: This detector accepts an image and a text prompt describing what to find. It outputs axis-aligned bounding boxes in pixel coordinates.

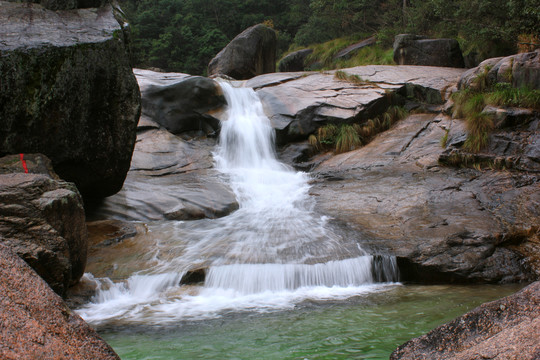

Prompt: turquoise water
[99,284,521,359]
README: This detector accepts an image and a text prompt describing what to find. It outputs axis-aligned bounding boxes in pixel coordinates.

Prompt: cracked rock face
[390,281,540,359]
[246,65,465,144]
[311,113,538,283]
[0,162,88,297]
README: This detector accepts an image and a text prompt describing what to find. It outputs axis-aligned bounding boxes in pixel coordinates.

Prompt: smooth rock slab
[0,244,119,359]
[390,281,540,359]
[88,128,238,222]
[246,65,465,143]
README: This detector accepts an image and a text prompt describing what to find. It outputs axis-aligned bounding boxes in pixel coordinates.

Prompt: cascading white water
[75,81,398,326]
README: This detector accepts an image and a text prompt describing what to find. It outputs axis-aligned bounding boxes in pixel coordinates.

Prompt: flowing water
[76,82,518,358]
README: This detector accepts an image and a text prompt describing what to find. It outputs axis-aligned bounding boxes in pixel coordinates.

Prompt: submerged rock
[0,244,119,359]
[390,281,540,359]
[393,34,465,68]
[208,24,277,80]
[0,1,141,198]
[311,113,538,283]
[0,165,88,296]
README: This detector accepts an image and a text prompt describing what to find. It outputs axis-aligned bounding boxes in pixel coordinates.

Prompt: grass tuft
[335,124,362,153]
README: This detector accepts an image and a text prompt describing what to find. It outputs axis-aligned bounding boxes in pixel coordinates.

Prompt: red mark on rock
[20,154,29,173]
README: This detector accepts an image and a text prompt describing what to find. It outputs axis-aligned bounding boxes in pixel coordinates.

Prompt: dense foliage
[119,0,540,75]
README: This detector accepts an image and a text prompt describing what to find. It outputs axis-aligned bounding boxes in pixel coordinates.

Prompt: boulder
[0,155,88,296]
[208,24,277,80]
[393,34,465,68]
[459,50,540,90]
[0,2,141,199]
[311,113,538,283]
[245,65,465,144]
[0,243,119,359]
[278,49,313,72]
[136,69,225,135]
[390,281,540,359]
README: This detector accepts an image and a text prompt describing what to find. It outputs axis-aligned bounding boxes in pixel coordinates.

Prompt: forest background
[118,0,540,75]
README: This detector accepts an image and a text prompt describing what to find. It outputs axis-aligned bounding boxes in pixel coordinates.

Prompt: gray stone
[393,34,465,68]
[333,36,376,60]
[459,50,540,90]
[208,24,277,80]
[138,72,225,135]
[390,281,540,359]
[0,167,88,297]
[278,49,313,72]
[0,2,141,198]
[245,66,465,144]
[87,128,239,222]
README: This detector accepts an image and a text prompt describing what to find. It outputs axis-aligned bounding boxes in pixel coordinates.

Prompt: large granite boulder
[246,65,465,144]
[136,69,225,135]
[311,113,539,283]
[0,155,88,296]
[0,244,119,359]
[0,1,141,199]
[459,50,540,90]
[208,24,277,80]
[278,49,313,72]
[390,281,540,359]
[393,34,465,68]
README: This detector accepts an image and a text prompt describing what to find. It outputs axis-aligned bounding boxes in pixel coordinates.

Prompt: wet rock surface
[87,127,238,222]
[0,244,119,360]
[0,158,88,296]
[311,113,539,283]
[0,2,141,198]
[208,24,277,80]
[247,65,465,144]
[390,281,540,359]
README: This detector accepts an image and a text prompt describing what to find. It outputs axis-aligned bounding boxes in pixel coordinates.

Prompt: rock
[0,153,59,179]
[136,69,225,135]
[390,281,540,359]
[0,169,88,296]
[87,128,239,222]
[0,244,119,359]
[393,34,465,68]
[459,50,540,90]
[245,65,465,144]
[208,24,277,80]
[333,36,376,60]
[278,49,313,72]
[0,2,141,198]
[311,113,538,283]
[440,116,539,173]
[5,0,107,10]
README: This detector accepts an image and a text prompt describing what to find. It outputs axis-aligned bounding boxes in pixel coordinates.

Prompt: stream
[75,81,520,358]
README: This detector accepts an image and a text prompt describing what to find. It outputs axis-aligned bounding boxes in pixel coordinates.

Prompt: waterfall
[75,80,399,326]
